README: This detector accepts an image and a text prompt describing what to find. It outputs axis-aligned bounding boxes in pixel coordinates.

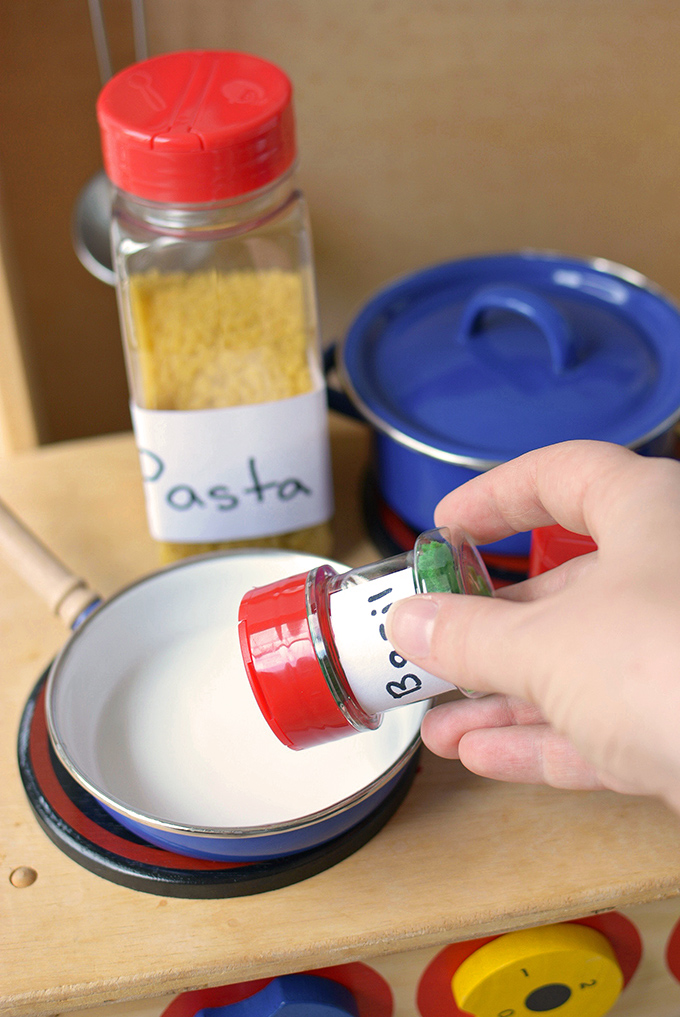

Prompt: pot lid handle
[457,284,578,374]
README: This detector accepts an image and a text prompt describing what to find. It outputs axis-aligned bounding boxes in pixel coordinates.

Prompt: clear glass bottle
[238,526,493,749]
[98,50,333,563]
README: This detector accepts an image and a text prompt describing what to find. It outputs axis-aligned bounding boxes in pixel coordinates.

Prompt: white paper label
[329,567,454,716]
[130,389,333,542]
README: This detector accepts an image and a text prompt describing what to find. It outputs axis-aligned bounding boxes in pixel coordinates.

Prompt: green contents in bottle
[414,527,494,598]
[460,543,495,597]
[414,530,462,594]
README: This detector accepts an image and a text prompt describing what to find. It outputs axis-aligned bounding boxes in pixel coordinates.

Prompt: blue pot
[339,253,680,555]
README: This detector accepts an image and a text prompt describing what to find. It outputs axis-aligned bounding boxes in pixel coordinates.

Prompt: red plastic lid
[238,570,355,751]
[97,50,296,203]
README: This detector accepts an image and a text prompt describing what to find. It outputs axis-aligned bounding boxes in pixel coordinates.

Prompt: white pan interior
[46,551,426,831]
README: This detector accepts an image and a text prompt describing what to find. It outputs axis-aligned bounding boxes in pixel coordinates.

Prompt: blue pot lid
[340,253,680,467]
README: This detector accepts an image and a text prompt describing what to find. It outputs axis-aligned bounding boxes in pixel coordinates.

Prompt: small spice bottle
[238,526,493,749]
[97,50,333,563]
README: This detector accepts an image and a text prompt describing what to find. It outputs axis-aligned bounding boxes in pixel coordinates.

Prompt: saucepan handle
[0,496,101,629]
[457,284,578,374]
[193,974,359,1017]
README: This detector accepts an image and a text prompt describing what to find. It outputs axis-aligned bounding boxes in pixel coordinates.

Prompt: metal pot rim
[338,356,680,470]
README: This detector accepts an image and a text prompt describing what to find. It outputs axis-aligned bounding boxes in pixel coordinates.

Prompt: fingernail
[387,596,440,659]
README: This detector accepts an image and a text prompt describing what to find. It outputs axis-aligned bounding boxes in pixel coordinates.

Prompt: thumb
[385,592,537,700]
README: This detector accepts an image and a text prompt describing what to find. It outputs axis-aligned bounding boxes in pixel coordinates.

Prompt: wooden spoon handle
[0,496,100,628]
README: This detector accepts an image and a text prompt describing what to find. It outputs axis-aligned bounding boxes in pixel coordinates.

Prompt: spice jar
[238,526,493,749]
[97,50,333,563]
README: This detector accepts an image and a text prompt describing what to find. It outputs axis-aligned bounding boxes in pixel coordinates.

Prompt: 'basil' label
[329,566,453,716]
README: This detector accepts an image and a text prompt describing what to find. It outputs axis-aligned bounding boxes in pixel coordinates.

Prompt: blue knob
[195,974,360,1017]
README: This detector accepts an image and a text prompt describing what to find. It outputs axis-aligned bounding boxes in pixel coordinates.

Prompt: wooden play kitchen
[2,416,680,1017]
[6,42,680,1017]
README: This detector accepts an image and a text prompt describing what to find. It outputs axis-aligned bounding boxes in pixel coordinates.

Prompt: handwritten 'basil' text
[368,586,423,700]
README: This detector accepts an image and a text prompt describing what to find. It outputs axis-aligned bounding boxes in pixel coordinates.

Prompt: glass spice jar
[238,526,493,749]
[97,50,333,563]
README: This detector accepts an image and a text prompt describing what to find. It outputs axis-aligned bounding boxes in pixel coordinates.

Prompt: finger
[385,592,543,698]
[433,439,654,546]
[495,550,597,603]
[421,694,545,758]
[454,724,612,792]
[386,557,600,699]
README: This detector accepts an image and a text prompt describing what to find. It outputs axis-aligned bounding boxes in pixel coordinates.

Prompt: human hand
[385,440,680,813]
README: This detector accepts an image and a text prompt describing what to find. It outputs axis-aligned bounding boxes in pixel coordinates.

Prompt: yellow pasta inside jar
[128,267,333,563]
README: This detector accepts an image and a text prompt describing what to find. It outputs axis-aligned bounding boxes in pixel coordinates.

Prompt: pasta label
[130,389,333,542]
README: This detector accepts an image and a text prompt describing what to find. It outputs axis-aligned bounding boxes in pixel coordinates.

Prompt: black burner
[18,669,419,898]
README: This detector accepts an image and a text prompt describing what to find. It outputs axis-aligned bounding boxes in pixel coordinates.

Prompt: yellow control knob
[452,923,623,1017]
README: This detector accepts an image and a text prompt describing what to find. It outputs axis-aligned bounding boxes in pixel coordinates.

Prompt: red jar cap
[238,570,355,751]
[97,50,296,203]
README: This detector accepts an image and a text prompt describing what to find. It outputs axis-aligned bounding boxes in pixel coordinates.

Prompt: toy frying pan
[0,497,426,861]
